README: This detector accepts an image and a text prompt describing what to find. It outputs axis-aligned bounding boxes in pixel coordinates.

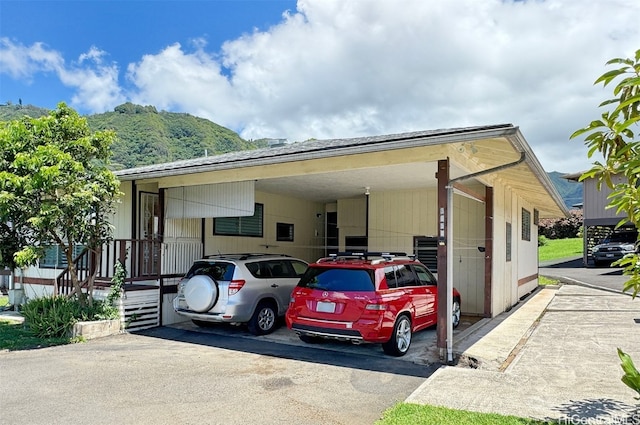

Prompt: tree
[571,48,640,298]
[0,103,121,306]
[571,49,640,401]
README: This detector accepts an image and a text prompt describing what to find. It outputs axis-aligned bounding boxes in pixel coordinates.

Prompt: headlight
[592,246,600,253]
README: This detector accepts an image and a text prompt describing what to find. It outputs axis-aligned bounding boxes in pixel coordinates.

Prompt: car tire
[184,275,219,312]
[452,298,461,329]
[382,315,412,357]
[298,334,322,344]
[247,301,278,335]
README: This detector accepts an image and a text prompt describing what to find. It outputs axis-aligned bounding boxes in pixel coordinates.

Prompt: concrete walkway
[406,284,640,423]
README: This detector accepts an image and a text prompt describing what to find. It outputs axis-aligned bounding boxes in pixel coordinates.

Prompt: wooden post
[436,159,449,356]
[484,187,493,317]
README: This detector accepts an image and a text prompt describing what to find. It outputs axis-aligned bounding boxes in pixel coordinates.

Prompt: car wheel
[382,315,412,357]
[452,299,461,329]
[247,301,278,335]
[298,334,322,344]
[184,275,219,312]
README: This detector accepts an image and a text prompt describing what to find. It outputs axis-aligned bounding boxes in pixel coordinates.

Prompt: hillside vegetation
[0,102,266,169]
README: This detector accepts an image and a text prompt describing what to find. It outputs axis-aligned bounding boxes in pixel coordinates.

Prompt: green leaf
[595,68,628,86]
[618,348,640,398]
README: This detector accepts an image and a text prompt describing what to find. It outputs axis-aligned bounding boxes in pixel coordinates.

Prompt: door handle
[271,284,279,288]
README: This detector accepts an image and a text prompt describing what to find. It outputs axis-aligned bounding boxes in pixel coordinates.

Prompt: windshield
[297,267,375,292]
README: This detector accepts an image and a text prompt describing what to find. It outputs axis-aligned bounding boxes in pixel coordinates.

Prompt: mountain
[547,171,583,209]
[0,102,266,169]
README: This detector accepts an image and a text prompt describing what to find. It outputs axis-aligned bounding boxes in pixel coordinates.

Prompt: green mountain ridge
[0,102,266,169]
[1,103,582,208]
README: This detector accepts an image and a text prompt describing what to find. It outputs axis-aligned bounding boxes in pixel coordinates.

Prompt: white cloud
[0,38,124,112]
[4,0,639,173]
[0,38,64,79]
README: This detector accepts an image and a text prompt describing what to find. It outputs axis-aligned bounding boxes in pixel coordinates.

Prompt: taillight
[228,280,246,295]
[365,303,388,311]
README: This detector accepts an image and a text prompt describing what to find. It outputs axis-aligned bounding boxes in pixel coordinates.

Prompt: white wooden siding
[203,191,325,263]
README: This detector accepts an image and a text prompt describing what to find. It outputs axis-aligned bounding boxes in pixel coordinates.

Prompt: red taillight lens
[365,303,387,311]
[228,280,246,295]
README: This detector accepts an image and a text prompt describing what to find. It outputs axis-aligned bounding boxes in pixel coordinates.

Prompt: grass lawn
[0,295,8,308]
[0,319,70,351]
[538,237,582,262]
[376,404,552,425]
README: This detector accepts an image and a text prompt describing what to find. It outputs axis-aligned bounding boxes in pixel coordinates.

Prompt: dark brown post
[436,159,449,355]
[484,187,493,317]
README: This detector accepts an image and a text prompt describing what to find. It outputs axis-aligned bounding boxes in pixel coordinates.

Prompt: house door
[139,192,160,276]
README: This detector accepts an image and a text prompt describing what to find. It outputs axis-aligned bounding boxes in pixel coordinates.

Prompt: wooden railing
[54,248,96,296]
[54,239,203,296]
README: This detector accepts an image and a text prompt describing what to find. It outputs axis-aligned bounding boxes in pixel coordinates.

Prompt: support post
[436,159,449,359]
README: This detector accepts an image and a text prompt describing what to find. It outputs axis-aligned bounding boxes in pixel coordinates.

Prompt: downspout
[444,151,526,363]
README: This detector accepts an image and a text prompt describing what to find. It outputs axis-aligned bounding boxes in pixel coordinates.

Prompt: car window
[187,261,234,281]
[289,260,308,277]
[384,266,397,289]
[395,264,418,287]
[414,264,437,286]
[266,260,291,278]
[298,267,375,291]
[245,262,270,278]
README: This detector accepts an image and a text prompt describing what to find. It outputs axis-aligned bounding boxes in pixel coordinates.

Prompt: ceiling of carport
[254,161,467,202]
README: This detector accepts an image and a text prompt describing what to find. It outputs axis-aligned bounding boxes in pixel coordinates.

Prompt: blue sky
[1,0,638,173]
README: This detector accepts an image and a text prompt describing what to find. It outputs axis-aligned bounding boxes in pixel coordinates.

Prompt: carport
[107,124,568,360]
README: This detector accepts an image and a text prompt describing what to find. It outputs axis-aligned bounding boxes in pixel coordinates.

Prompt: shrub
[22,295,120,339]
[538,235,549,247]
[539,209,583,239]
[21,296,78,339]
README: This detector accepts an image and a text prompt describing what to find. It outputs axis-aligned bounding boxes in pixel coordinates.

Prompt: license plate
[316,301,336,313]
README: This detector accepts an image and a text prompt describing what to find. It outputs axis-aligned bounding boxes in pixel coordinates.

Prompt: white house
[17,124,567,349]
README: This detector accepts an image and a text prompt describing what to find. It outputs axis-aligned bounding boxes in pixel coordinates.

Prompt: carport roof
[115,124,568,218]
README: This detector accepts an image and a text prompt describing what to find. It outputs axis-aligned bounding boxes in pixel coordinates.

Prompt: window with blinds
[40,244,86,269]
[214,203,264,237]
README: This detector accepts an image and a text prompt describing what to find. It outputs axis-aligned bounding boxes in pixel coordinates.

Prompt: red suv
[285,252,461,356]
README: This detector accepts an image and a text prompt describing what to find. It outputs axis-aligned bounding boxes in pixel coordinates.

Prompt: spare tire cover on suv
[184,275,219,312]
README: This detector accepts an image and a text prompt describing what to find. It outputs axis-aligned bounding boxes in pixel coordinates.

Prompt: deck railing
[54,239,202,295]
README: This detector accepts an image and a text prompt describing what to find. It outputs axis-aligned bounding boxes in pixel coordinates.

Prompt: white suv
[173,254,308,335]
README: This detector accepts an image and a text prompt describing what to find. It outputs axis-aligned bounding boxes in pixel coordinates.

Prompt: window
[395,265,417,287]
[276,222,294,242]
[522,208,531,241]
[40,245,86,269]
[214,203,263,237]
[506,222,512,262]
[414,265,437,286]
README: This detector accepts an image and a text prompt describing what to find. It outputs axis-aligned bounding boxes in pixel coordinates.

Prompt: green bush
[21,296,78,339]
[22,295,119,339]
[538,235,549,247]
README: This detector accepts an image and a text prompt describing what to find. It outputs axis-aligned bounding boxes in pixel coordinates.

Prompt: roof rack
[323,251,416,262]
[203,253,291,261]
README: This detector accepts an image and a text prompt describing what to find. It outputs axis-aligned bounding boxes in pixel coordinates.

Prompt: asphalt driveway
[539,256,630,293]
[0,324,431,425]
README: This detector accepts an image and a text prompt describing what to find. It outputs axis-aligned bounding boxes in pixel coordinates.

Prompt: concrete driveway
[407,259,640,423]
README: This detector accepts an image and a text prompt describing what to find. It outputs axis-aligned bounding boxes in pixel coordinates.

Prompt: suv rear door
[247,259,307,313]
